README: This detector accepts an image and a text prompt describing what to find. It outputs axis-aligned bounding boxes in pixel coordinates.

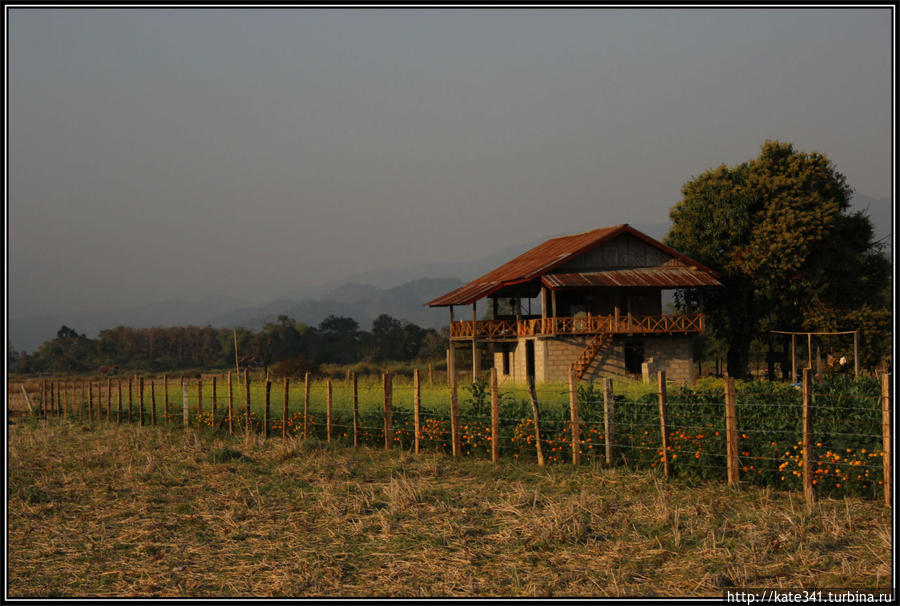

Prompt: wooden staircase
[573,332,610,380]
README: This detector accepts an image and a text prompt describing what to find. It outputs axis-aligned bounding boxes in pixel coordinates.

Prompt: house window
[624,341,644,375]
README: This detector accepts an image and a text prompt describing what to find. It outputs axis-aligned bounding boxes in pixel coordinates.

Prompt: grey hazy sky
[7,7,894,317]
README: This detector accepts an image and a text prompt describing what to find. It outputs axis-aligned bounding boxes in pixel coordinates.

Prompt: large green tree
[665,140,890,377]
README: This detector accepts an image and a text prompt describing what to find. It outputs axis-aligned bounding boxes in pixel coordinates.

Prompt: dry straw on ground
[7,418,892,598]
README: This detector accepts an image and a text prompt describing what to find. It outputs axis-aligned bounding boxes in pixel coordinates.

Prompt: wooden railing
[450,313,704,340]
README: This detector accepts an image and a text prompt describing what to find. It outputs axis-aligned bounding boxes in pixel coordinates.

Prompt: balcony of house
[449,312,705,341]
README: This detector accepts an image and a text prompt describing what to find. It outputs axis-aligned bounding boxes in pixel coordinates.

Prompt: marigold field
[7,416,893,598]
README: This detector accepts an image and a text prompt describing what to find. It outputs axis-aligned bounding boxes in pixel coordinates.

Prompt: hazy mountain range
[7,200,890,354]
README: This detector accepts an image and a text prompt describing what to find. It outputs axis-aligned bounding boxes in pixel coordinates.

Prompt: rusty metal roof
[427,224,720,307]
[541,267,722,289]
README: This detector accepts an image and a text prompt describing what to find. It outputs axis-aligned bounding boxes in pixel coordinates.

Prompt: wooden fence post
[244,370,251,437]
[116,381,122,424]
[603,378,615,467]
[881,373,891,508]
[569,366,581,466]
[429,362,434,388]
[414,369,421,455]
[151,379,157,426]
[490,367,499,463]
[164,375,169,424]
[88,381,94,423]
[196,378,203,431]
[211,376,218,426]
[282,377,289,440]
[40,380,46,416]
[725,377,739,487]
[80,382,85,422]
[264,378,272,438]
[128,377,134,423]
[383,373,392,450]
[139,377,145,426]
[63,381,69,417]
[527,376,545,467]
[182,380,189,429]
[657,371,670,478]
[303,371,310,439]
[802,368,815,508]
[106,378,112,421]
[352,372,359,447]
[327,379,333,443]
[449,350,460,457]
[227,371,234,436]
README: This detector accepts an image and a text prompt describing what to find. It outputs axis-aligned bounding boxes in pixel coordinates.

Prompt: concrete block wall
[642,335,695,384]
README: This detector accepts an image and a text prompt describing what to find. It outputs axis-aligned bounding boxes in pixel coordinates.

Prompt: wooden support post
[449,344,460,457]
[725,377,739,487]
[807,333,813,370]
[264,378,272,438]
[196,378,203,431]
[139,377,145,426]
[854,331,860,377]
[414,369,421,455]
[303,371,310,439]
[657,371,670,478]
[569,366,580,466]
[182,381,189,429]
[603,378,614,467]
[490,367,499,463]
[227,371,234,436]
[326,379,333,443]
[116,381,122,424]
[802,368,815,508]
[527,376,545,467]
[211,376,217,426]
[551,290,558,335]
[282,377,289,440]
[382,373,392,450]
[150,379,157,426]
[128,377,133,423]
[244,370,251,437]
[881,373,891,508]
[352,372,359,447]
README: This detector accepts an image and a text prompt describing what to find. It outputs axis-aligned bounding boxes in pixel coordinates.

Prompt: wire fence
[11,368,892,504]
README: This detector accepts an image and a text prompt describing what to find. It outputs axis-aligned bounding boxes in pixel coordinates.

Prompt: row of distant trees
[8,314,448,375]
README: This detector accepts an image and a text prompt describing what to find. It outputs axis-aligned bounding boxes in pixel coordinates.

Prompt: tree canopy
[665,140,891,377]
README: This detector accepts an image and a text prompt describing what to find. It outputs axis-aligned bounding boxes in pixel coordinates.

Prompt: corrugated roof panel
[426,224,721,306]
[541,268,722,289]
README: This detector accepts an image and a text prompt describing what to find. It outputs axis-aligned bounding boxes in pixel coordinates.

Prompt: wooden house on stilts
[427,225,722,384]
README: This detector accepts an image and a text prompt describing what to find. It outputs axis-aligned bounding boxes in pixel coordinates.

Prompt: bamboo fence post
[196,378,203,431]
[352,372,359,447]
[182,381,189,429]
[881,373,891,508]
[212,376,218,427]
[301,371,309,439]
[603,378,615,467]
[163,375,169,424]
[802,368,815,508]
[527,376,545,467]
[657,371,670,478]
[227,371,234,436]
[264,378,272,438]
[150,379,157,426]
[244,370,251,437]
[282,377,289,440]
[21,384,34,415]
[139,377,145,427]
[116,381,122,424]
[128,377,134,423]
[725,377,739,487]
[449,349,461,457]
[106,378,112,421]
[327,379,334,443]
[569,366,581,466]
[490,367,499,463]
[414,369,421,455]
[382,373,392,450]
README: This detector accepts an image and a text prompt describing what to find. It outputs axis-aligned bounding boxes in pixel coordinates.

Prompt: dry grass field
[7,417,893,598]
